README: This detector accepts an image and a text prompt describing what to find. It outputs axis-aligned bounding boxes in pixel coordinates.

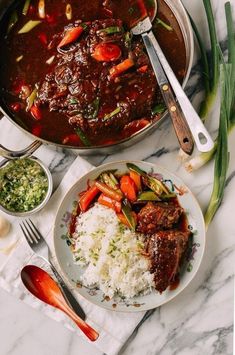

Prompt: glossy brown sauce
[0,0,186,146]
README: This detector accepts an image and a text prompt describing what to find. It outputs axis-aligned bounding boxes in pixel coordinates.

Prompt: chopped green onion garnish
[91,97,100,119]
[99,172,120,191]
[122,202,136,231]
[22,0,31,15]
[65,3,72,20]
[152,103,166,115]
[46,55,55,65]
[18,20,41,34]
[127,163,145,176]
[97,26,122,35]
[103,107,121,121]
[156,18,173,31]
[138,191,160,201]
[38,0,45,19]
[75,127,91,146]
[80,23,88,30]
[16,55,23,62]
[26,88,38,111]
[124,31,132,47]
[7,11,18,33]
[69,97,78,105]
[127,163,169,197]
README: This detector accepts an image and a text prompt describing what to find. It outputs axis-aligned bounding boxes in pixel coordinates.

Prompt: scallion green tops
[0,158,48,213]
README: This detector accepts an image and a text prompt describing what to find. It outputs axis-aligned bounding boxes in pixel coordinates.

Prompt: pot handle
[0,140,42,160]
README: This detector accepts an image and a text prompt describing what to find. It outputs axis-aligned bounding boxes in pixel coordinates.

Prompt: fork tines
[20,219,42,244]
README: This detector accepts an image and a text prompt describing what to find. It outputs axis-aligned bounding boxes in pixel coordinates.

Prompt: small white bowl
[0,156,53,217]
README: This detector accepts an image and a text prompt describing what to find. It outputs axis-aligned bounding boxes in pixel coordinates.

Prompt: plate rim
[53,160,206,312]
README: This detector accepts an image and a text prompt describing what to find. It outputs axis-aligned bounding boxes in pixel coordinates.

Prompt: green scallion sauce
[0,158,49,212]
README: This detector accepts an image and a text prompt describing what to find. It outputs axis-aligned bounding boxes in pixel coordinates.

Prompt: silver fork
[20,219,86,320]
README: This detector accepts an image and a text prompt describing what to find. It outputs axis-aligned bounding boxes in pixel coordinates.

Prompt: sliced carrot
[117,213,129,227]
[38,32,47,46]
[101,7,113,18]
[46,13,57,25]
[10,102,21,112]
[98,193,121,213]
[92,43,121,62]
[30,105,42,120]
[120,175,137,202]
[32,125,42,137]
[122,119,150,138]
[130,170,141,191]
[137,65,148,73]
[117,212,137,228]
[58,26,83,48]
[62,134,81,146]
[109,58,134,78]
[95,181,123,202]
[79,185,100,212]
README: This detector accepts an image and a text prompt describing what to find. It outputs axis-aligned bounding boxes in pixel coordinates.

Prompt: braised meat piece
[36,19,157,138]
[137,202,183,234]
[145,230,190,293]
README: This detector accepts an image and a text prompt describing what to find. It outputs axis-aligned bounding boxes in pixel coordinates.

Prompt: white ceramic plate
[53,161,205,312]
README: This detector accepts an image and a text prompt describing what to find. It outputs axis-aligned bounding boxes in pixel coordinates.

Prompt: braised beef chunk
[36,19,157,137]
[145,230,190,293]
[137,202,183,234]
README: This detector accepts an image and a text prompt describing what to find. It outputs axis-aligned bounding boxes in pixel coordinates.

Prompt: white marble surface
[0,0,234,354]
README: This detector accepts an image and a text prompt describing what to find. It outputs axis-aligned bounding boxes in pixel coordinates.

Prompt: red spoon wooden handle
[21,265,99,342]
[59,300,99,341]
[159,84,194,155]
[59,302,99,341]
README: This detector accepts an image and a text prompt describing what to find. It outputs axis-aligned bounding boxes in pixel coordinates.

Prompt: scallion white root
[38,0,45,19]
[46,55,55,65]
[65,4,72,20]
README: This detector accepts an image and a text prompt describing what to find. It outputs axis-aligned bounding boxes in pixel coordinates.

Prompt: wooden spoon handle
[159,84,194,155]
[59,301,99,341]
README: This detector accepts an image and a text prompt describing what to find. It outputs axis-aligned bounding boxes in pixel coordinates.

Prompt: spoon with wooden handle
[142,34,194,154]
[21,265,99,342]
[130,0,214,154]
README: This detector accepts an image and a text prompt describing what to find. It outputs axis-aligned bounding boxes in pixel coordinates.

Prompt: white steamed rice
[72,203,154,299]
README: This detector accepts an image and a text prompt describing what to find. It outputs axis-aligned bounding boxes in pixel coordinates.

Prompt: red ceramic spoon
[21,265,99,342]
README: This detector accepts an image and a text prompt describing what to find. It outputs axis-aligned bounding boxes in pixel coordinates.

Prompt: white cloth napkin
[0,155,145,355]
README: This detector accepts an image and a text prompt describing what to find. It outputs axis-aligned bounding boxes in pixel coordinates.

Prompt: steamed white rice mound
[72,203,154,299]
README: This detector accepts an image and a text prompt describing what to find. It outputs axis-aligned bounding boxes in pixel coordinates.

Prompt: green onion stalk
[204,63,231,228]
[185,1,235,173]
[204,1,235,227]
[199,0,220,121]
[188,0,220,122]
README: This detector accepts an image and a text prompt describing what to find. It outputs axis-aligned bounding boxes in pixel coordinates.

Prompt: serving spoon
[21,265,99,342]
[129,0,214,153]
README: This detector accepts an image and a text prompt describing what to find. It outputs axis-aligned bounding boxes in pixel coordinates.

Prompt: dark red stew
[0,0,186,147]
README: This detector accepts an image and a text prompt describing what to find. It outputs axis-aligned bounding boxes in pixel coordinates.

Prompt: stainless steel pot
[0,0,194,156]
